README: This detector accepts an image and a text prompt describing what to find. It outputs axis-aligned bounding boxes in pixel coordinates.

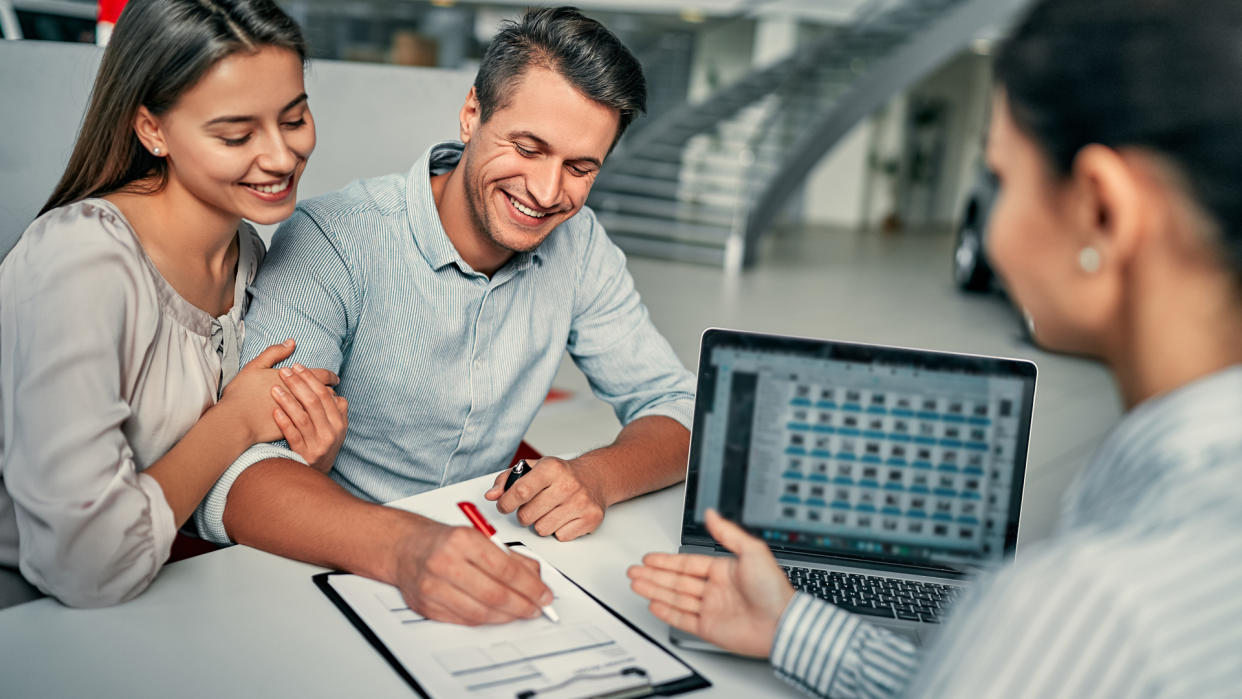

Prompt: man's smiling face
[458,65,619,256]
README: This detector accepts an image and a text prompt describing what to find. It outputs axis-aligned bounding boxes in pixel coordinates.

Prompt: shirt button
[474,359,483,370]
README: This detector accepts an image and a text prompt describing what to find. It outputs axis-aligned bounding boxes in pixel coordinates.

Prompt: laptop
[672,329,1037,648]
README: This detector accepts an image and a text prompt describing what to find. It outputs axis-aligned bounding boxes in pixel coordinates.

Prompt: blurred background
[0,0,1121,547]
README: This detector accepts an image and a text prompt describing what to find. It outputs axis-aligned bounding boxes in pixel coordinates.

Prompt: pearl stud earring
[1078,246,1101,274]
[153,147,161,156]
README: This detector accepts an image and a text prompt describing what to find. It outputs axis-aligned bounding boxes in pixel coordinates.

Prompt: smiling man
[190,7,695,625]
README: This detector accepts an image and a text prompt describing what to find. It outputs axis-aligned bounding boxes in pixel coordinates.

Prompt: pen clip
[504,459,532,491]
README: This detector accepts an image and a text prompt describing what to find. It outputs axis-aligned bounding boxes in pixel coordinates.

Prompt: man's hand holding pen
[485,457,608,541]
[392,519,553,626]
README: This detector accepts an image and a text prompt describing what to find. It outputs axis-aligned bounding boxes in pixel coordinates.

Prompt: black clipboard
[312,543,710,699]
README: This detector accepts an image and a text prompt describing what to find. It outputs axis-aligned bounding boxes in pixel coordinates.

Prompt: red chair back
[511,440,542,465]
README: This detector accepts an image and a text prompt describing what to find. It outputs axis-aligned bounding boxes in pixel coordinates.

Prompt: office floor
[527,223,1124,550]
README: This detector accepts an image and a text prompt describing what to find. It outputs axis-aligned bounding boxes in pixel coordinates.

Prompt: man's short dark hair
[474,6,647,148]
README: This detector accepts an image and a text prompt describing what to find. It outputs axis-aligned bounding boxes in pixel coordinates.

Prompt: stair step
[596,171,755,199]
[609,151,775,178]
[589,191,737,227]
[611,233,730,267]
[589,0,981,272]
[592,173,745,206]
[606,158,682,180]
[593,211,734,246]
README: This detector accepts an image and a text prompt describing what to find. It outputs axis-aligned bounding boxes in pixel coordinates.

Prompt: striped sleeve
[192,206,358,544]
[912,535,1150,697]
[771,593,919,697]
[566,209,696,431]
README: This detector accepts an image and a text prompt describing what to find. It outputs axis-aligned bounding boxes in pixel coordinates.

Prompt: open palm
[628,509,795,657]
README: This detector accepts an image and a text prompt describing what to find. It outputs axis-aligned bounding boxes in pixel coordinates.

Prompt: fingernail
[280,367,293,377]
[273,386,287,397]
[528,608,541,618]
[540,591,554,605]
[293,363,306,373]
[283,339,294,347]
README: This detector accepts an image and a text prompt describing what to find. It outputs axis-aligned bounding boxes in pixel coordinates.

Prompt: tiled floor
[527,224,1124,549]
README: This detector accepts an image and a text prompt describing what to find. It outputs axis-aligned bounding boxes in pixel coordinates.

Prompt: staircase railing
[589,0,1032,270]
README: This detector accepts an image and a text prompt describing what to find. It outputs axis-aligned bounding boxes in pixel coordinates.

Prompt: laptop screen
[682,329,1037,576]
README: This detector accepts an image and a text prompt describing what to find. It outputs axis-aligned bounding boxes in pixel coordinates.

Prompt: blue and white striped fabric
[193,142,695,543]
[771,365,1242,697]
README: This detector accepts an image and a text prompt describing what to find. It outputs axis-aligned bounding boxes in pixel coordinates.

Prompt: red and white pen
[456,501,560,623]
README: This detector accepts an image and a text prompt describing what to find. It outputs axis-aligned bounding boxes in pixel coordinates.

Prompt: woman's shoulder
[2,198,157,304]
[7,199,147,269]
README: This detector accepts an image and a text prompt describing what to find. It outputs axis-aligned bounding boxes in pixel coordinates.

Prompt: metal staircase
[589,0,1030,270]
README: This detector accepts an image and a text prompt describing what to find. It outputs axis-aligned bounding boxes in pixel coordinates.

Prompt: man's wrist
[566,456,615,508]
[383,511,440,583]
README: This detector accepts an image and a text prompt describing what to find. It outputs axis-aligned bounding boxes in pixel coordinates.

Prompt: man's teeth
[508,194,547,218]
[247,177,291,194]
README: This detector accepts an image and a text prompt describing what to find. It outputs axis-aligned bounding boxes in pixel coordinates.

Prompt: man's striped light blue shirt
[194,142,695,543]
[770,365,1242,697]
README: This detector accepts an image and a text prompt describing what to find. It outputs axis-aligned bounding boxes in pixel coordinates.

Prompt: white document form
[320,546,702,699]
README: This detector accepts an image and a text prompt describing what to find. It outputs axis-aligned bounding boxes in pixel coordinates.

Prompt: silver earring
[1078,246,1101,274]
[152,147,161,156]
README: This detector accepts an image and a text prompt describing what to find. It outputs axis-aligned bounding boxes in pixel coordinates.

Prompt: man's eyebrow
[509,130,603,168]
[204,93,309,127]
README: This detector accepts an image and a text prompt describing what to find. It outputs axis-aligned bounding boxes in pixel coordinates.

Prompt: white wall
[0,41,100,253]
[687,19,755,103]
[0,40,473,251]
[798,49,992,230]
[800,119,872,228]
[944,52,993,225]
[906,51,992,225]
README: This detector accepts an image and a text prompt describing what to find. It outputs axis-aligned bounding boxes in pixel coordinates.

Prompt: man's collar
[404,141,465,272]
[404,140,543,276]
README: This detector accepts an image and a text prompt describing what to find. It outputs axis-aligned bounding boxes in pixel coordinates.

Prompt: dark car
[953,163,999,292]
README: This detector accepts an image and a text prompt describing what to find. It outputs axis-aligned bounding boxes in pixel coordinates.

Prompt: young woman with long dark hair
[629,0,1242,694]
[0,0,347,608]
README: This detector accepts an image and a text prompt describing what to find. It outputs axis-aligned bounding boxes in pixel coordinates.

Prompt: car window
[16,9,94,43]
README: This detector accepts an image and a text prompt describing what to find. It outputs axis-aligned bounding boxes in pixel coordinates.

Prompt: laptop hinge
[771,548,971,579]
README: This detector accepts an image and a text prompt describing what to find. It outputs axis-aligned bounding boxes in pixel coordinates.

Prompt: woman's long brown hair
[39,0,306,217]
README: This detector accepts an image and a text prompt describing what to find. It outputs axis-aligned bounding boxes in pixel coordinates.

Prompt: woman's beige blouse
[0,199,262,607]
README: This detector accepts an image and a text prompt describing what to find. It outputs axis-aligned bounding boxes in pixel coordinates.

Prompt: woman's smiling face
[149,45,315,225]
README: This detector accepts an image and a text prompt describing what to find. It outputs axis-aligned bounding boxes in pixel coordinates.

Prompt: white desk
[0,473,793,697]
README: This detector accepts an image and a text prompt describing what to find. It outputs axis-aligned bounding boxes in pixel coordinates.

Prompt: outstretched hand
[627,508,795,658]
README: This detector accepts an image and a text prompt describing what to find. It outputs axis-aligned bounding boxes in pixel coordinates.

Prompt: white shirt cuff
[193,443,306,545]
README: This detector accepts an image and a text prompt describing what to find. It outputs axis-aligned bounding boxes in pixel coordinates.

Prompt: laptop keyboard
[781,565,962,623]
